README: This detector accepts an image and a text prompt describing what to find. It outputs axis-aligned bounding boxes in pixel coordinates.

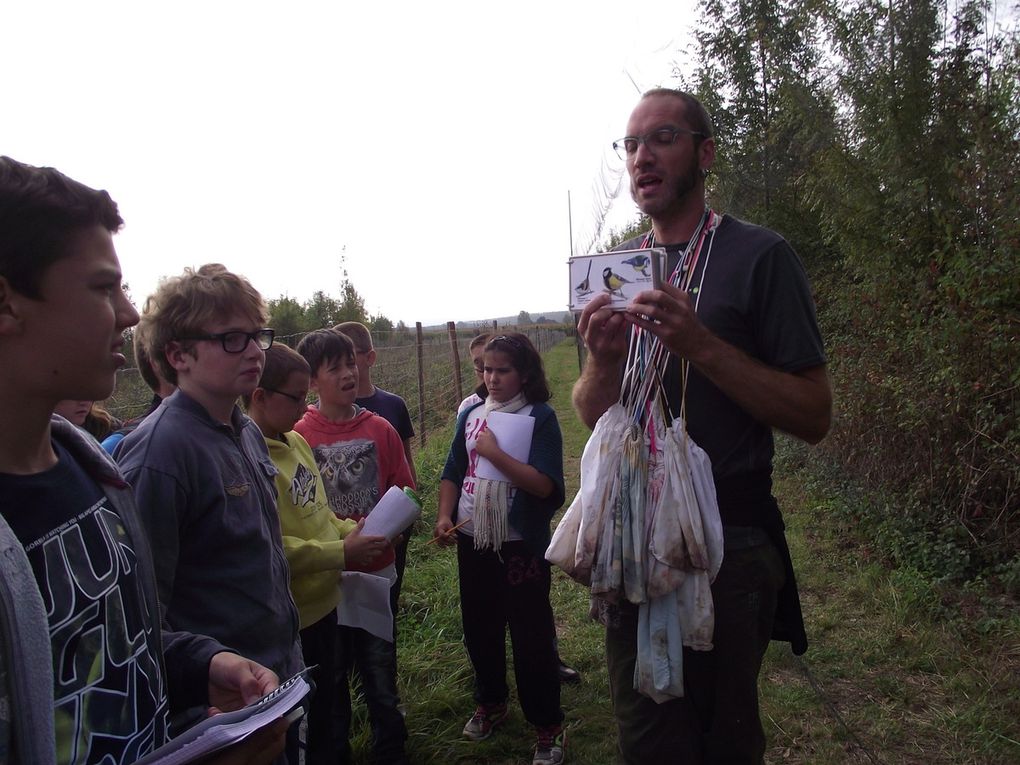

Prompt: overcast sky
[5,0,697,326]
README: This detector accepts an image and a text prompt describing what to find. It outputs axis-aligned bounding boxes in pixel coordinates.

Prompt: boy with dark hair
[245,342,388,765]
[294,328,413,765]
[114,264,304,736]
[0,156,285,764]
[334,321,417,630]
[334,322,417,484]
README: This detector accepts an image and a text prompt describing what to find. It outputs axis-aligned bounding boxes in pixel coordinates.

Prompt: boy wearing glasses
[115,265,304,731]
[244,341,388,765]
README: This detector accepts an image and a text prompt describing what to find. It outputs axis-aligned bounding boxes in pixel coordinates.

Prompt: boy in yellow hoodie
[245,342,388,765]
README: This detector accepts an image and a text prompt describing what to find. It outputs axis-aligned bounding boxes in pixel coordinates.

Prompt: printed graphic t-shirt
[0,441,167,765]
[295,406,415,571]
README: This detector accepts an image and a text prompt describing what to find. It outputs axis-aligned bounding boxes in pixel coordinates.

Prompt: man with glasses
[574,89,832,763]
[115,265,304,758]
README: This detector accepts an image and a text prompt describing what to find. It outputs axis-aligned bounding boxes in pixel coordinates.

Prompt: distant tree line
[604,0,1019,587]
[267,277,406,345]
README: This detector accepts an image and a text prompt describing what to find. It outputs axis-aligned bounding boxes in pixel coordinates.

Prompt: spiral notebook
[134,667,312,765]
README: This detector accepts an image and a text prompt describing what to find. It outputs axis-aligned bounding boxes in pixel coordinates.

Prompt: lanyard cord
[622,210,720,428]
[640,208,715,293]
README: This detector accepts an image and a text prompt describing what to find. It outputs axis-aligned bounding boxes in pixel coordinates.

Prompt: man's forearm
[690,336,832,444]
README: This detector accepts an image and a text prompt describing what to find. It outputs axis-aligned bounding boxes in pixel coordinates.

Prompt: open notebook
[134,667,312,765]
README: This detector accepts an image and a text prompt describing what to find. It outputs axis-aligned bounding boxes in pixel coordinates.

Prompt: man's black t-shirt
[617,214,826,481]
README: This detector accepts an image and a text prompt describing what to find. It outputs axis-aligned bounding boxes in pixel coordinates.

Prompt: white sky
[4,0,697,326]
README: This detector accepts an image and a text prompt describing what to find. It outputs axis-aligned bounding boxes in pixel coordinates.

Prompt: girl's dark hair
[83,403,119,441]
[478,332,551,403]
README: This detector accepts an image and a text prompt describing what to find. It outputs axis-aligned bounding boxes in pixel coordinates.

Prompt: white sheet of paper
[475,410,535,482]
[360,486,421,541]
[336,565,395,643]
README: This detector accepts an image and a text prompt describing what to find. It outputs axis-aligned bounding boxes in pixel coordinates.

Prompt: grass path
[388,340,1019,764]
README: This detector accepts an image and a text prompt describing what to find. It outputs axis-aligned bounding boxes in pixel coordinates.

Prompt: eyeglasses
[263,387,306,404]
[612,128,706,161]
[180,328,275,353]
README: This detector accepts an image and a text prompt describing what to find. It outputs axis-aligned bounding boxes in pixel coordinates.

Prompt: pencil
[427,518,469,544]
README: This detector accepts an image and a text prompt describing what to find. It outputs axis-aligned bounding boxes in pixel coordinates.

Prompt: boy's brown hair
[468,332,490,352]
[0,156,123,299]
[334,321,373,353]
[295,328,355,378]
[141,264,267,384]
[243,342,310,408]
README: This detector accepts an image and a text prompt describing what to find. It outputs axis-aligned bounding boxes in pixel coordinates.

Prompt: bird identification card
[568,248,665,312]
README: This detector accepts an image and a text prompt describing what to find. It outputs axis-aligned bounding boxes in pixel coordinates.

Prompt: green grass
[759,440,1020,764]
[384,340,1020,764]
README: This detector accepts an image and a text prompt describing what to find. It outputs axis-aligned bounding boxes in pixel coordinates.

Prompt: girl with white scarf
[433,333,567,765]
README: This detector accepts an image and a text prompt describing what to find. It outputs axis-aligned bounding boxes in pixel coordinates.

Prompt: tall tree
[690,0,838,264]
[305,290,341,330]
[336,278,368,324]
[815,0,1019,568]
[370,314,394,342]
[268,296,309,344]
[676,0,1020,573]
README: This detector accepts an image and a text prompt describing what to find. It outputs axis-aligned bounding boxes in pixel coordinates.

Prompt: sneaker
[462,703,508,741]
[533,725,565,765]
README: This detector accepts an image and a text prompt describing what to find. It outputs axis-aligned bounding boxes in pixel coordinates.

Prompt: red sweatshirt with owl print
[294,405,415,572]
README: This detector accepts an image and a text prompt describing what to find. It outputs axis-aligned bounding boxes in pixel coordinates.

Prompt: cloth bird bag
[547,209,724,702]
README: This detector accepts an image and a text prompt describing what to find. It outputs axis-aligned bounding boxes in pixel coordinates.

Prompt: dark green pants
[605,536,785,764]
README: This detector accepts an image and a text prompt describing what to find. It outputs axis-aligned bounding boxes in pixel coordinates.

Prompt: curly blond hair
[140,264,267,384]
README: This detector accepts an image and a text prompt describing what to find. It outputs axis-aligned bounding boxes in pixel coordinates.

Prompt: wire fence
[105,322,573,448]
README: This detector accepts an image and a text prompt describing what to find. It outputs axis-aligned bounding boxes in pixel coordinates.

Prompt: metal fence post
[447,321,463,407]
[416,322,426,447]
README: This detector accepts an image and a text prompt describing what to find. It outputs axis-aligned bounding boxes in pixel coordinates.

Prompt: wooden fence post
[447,321,463,407]
[416,322,426,447]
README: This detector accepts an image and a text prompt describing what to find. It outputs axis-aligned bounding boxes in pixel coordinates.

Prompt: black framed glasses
[612,127,706,161]
[263,387,306,404]
[180,328,274,353]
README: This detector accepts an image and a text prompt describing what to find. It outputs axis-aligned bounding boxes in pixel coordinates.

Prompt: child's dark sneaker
[533,725,565,765]
[557,659,581,684]
[462,703,509,741]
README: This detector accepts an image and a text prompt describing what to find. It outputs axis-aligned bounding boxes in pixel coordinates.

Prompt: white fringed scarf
[472,391,529,551]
